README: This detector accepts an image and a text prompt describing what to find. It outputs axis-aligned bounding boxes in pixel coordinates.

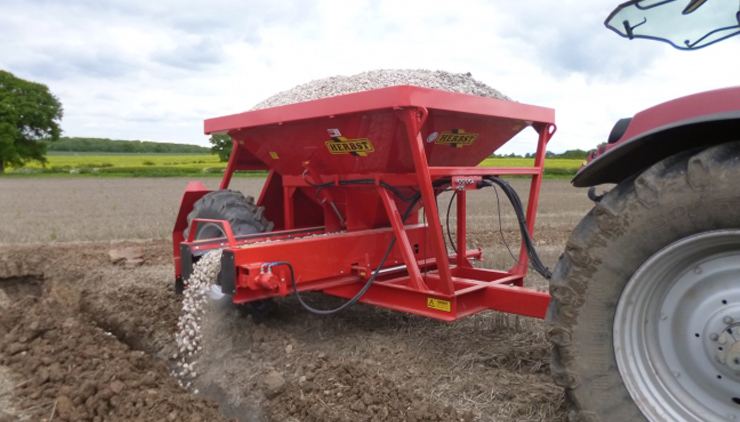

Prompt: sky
[1,0,738,154]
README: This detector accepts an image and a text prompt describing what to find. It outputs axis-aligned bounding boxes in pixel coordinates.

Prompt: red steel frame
[174,87,555,322]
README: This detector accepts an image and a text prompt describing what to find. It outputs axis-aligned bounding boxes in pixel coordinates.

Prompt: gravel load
[252,69,510,109]
[174,249,223,390]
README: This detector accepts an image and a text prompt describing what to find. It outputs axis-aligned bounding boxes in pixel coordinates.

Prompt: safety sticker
[325,136,375,156]
[426,297,451,312]
[269,151,279,159]
[434,129,478,148]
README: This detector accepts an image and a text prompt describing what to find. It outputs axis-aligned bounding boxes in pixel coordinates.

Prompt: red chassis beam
[182,222,548,321]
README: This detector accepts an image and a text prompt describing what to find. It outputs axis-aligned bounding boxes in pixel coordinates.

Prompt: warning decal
[426,297,452,312]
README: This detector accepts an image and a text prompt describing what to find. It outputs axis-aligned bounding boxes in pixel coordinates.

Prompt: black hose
[445,190,458,253]
[480,176,552,280]
[489,183,518,262]
[444,185,516,263]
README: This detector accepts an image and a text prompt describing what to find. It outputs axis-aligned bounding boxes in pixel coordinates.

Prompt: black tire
[547,142,740,421]
[184,189,273,240]
[185,189,276,317]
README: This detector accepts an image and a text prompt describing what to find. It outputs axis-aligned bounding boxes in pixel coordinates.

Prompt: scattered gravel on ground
[174,250,223,390]
[252,69,510,109]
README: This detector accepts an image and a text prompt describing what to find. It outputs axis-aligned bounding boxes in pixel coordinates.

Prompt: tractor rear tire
[185,189,276,318]
[547,142,740,421]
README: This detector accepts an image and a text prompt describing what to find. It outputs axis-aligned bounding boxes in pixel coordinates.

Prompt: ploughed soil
[0,177,593,421]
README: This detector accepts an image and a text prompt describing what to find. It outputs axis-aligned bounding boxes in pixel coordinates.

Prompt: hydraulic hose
[480,176,552,280]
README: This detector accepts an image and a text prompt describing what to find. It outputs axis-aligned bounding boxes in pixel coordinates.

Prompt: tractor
[548,1,740,421]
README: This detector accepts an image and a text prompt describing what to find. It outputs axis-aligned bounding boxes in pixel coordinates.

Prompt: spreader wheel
[185,190,276,317]
[184,189,273,240]
[547,142,740,421]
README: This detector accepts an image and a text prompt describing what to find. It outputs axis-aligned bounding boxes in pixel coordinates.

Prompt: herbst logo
[434,129,478,148]
[325,137,375,156]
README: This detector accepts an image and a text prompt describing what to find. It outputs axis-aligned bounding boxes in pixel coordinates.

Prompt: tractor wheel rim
[614,229,740,422]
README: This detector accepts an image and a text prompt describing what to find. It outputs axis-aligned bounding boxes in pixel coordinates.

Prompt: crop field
[10,153,226,177]
[0,177,593,421]
[6,153,583,177]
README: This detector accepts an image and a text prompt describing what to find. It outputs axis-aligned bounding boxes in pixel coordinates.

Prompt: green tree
[0,70,63,173]
[209,133,232,162]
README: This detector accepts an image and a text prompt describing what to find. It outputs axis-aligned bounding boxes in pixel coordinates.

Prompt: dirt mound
[0,243,229,422]
[192,300,470,422]
[0,296,225,422]
[268,358,468,421]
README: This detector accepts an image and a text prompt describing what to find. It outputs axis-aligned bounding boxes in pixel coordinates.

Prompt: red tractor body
[575,86,740,187]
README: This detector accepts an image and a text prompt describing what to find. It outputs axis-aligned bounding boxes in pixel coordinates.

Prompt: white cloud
[0,0,738,153]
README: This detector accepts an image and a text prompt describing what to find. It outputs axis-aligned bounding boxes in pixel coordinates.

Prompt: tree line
[47,137,210,154]
[493,149,588,159]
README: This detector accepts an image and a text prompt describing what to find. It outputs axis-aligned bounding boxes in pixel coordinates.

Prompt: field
[9,153,226,177]
[6,153,583,177]
[0,177,593,421]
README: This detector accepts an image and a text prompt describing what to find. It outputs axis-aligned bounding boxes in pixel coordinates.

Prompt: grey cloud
[152,37,224,71]
[498,2,664,79]
[9,48,137,81]
[540,27,661,79]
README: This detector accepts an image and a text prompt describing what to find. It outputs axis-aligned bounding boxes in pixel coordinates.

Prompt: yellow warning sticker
[435,130,478,148]
[426,297,451,312]
[269,151,279,159]
[325,137,374,156]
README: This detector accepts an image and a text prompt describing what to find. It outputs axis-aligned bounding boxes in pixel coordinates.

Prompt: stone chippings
[251,69,510,110]
[173,249,223,391]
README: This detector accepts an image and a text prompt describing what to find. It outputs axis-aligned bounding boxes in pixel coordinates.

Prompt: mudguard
[573,86,740,187]
[172,181,212,279]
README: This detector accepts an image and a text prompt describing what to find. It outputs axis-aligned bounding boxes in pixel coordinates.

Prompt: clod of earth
[108,246,145,267]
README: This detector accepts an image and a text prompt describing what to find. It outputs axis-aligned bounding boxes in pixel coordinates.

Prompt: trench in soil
[0,275,44,301]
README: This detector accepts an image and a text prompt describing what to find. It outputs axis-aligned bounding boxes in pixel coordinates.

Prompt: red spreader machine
[173,86,556,321]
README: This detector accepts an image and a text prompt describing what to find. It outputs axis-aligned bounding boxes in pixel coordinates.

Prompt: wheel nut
[723,316,734,324]
[710,333,719,341]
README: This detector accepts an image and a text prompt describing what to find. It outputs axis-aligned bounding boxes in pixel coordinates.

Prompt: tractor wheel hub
[707,313,740,375]
[614,230,740,421]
